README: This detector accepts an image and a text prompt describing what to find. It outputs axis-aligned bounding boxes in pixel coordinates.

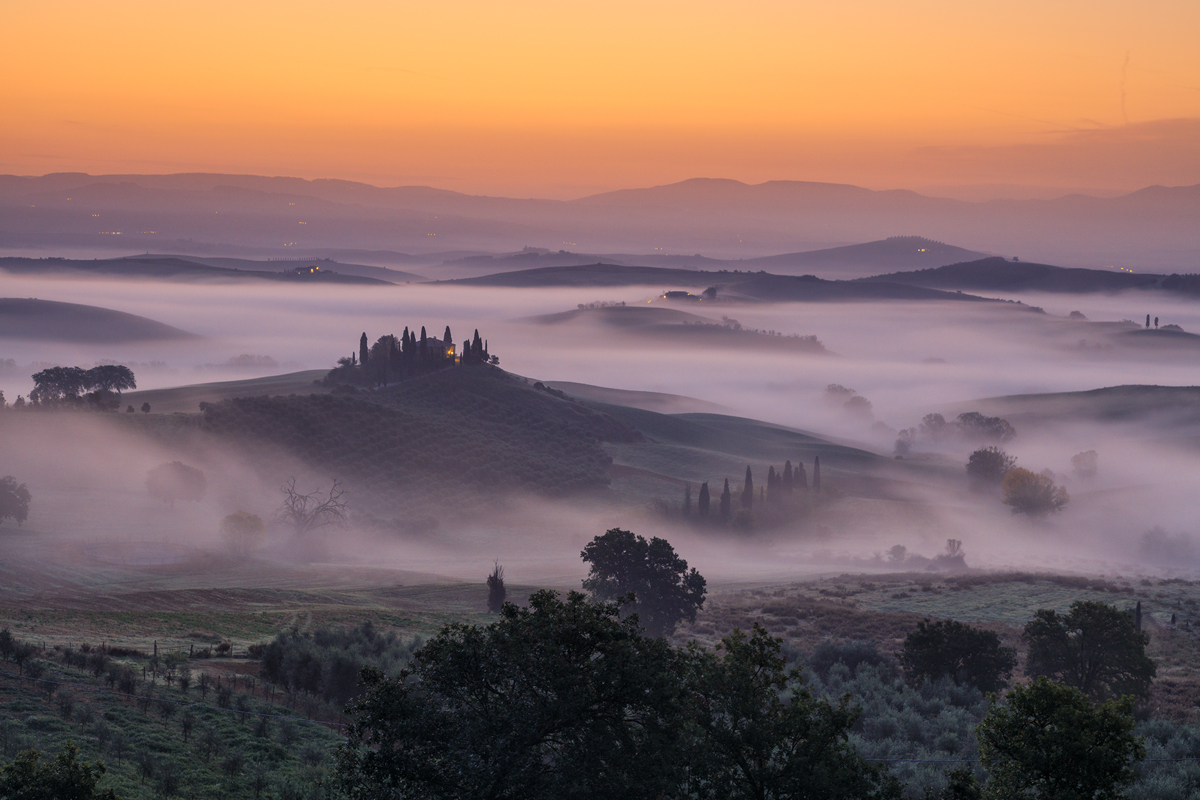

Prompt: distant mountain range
[2,173,1198,270]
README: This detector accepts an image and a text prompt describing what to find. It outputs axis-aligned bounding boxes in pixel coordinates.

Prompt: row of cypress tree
[683,456,823,520]
[329,325,492,386]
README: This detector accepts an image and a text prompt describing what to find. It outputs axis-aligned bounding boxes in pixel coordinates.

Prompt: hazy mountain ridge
[4,173,1200,268]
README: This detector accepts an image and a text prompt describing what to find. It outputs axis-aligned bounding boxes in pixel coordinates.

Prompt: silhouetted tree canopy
[86,365,136,394]
[955,412,1016,444]
[966,446,1016,485]
[336,593,895,800]
[144,462,207,508]
[977,677,1144,800]
[901,619,1016,693]
[581,528,706,637]
[0,476,32,527]
[0,742,119,800]
[1024,600,1156,701]
[337,590,688,800]
[686,624,900,800]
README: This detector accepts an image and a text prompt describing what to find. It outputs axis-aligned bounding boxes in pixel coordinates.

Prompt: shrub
[1001,468,1068,516]
[809,639,896,680]
[258,621,419,705]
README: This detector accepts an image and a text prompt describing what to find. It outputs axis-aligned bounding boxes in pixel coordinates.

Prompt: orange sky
[3,0,1199,196]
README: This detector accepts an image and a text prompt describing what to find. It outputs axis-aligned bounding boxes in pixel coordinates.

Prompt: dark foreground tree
[485,561,506,613]
[144,462,207,509]
[1001,468,1068,516]
[0,742,119,800]
[901,619,1016,693]
[965,447,1015,485]
[1024,600,1156,701]
[0,476,32,527]
[976,677,1144,800]
[336,590,688,800]
[687,624,900,800]
[581,528,706,637]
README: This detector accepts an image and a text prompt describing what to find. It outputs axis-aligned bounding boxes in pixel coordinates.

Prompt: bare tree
[274,478,349,537]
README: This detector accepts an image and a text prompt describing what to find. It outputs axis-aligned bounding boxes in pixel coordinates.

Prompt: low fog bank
[3,276,1200,592]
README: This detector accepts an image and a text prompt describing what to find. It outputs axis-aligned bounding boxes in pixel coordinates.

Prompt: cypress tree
[420,326,427,361]
[720,479,731,519]
[741,466,754,510]
[359,332,369,366]
[486,561,506,613]
[766,466,777,503]
[462,339,471,364]
[783,461,793,492]
[698,482,710,516]
[472,329,483,358]
[813,456,821,491]
[683,484,692,517]
[444,326,453,345]
[796,461,808,490]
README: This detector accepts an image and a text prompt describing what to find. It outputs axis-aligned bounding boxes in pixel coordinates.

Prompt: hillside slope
[861,257,1164,293]
[193,367,643,522]
[0,298,198,342]
[0,256,392,284]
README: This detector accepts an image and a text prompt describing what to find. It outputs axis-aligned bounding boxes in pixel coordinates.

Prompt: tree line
[323,325,496,388]
[673,458,826,528]
[336,554,1154,800]
[4,364,140,411]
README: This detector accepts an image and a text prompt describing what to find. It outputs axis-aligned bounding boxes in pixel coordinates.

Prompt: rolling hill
[444,263,718,287]
[860,257,1167,293]
[0,298,198,342]
[150,254,426,283]
[447,263,1009,304]
[955,385,1200,437]
[719,274,1002,303]
[526,305,828,352]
